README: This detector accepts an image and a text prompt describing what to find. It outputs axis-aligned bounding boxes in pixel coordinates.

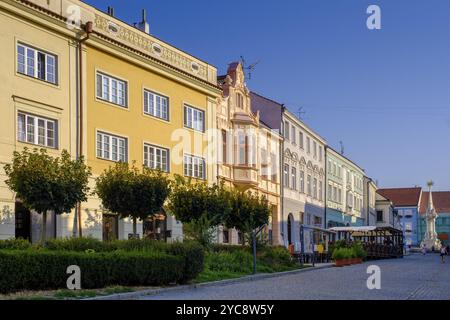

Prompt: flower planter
[334,259,346,267]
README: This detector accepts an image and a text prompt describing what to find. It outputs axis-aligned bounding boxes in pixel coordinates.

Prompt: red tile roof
[419,191,450,215]
[376,188,422,207]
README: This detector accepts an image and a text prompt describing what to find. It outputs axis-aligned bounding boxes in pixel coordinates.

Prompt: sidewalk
[85,263,334,300]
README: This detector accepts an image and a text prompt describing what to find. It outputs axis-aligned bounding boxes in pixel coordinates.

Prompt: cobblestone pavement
[140,254,450,300]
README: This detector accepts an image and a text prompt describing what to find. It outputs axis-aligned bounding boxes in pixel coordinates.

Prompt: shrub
[258,246,295,271]
[9,237,205,284]
[0,249,184,293]
[210,244,251,254]
[45,237,111,252]
[352,241,367,259]
[332,247,352,260]
[0,238,32,250]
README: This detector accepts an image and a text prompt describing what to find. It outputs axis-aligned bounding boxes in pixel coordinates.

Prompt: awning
[329,226,377,232]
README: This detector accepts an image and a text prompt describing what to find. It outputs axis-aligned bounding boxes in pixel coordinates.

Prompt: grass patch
[193,246,306,283]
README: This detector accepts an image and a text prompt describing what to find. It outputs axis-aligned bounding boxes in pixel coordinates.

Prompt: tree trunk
[133,217,137,237]
[77,203,83,238]
[252,230,257,275]
[41,211,47,244]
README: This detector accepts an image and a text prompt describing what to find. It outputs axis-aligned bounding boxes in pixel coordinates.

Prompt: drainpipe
[324,146,327,229]
[74,21,93,238]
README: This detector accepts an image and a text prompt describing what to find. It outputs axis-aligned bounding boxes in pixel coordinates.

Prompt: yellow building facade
[0,0,79,241]
[216,62,282,245]
[0,0,221,242]
[81,8,221,241]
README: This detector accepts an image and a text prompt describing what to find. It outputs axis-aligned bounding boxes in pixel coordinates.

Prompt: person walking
[440,246,447,263]
[421,243,427,255]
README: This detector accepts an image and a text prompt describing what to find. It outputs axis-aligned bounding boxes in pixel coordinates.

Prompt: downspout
[324,146,327,229]
[75,21,93,238]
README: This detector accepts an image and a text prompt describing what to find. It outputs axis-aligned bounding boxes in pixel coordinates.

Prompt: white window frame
[291,166,297,190]
[96,71,128,108]
[17,43,57,84]
[184,104,205,132]
[17,112,58,148]
[143,89,169,121]
[143,143,170,172]
[96,131,128,162]
[283,164,290,188]
[184,154,206,179]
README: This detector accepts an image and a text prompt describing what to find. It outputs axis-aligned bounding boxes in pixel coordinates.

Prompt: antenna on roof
[339,141,345,155]
[297,106,306,120]
[240,56,259,80]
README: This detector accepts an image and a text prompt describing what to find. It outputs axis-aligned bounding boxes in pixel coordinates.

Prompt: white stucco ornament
[421,181,442,251]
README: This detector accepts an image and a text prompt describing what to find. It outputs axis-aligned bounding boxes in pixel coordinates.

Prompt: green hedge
[0,249,184,293]
[0,238,205,291]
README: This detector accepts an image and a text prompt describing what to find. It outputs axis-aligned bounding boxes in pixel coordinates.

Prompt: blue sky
[84,0,450,190]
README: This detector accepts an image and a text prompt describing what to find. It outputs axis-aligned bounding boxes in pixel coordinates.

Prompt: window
[270,153,277,182]
[299,131,304,149]
[17,112,58,148]
[237,231,244,245]
[144,90,169,120]
[291,167,297,190]
[96,72,127,107]
[376,210,383,222]
[328,160,332,173]
[17,43,57,84]
[313,141,317,158]
[319,146,322,161]
[184,154,205,179]
[338,188,342,203]
[221,130,228,164]
[299,170,305,193]
[314,216,322,227]
[184,105,205,132]
[306,213,312,225]
[328,184,332,200]
[313,178,318,198]
[236,93,244,108]
[318,181,323,201]
[291,125,296,144]
[284,121,290,140]
[143,144,169,172]
[222,229,230,244]
[96,131,127,162]
[283,164,290,188]
[307,175,312,196]
[306,137,311,153]
[237,132,247,165]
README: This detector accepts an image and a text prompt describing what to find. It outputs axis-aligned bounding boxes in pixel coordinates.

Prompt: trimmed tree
[167,175,231,247]
[4,148,91,243]
[225,190,271,274]
[95,162,171,237]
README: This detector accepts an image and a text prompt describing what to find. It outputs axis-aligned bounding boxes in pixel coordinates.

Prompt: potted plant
[332,248,346,267]
[352,242,367,264]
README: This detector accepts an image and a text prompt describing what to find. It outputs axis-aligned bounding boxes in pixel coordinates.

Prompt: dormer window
[236,93,244,108]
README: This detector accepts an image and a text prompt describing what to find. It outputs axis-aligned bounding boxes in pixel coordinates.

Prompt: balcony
[232,165,259,187]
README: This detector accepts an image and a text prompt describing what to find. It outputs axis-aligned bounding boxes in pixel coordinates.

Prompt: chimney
[137,9,150,34]
[107,6,115,17]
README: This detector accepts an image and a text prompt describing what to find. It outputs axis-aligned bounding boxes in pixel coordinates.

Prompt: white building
[282,109,327,250]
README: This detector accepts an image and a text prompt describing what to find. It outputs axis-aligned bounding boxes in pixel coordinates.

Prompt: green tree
[95,162,171,236]
[167,175,232,247]
[4,148,91,243]
[225,190,271,273]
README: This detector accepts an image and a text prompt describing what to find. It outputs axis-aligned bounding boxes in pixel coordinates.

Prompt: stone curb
[85,263,334,300]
